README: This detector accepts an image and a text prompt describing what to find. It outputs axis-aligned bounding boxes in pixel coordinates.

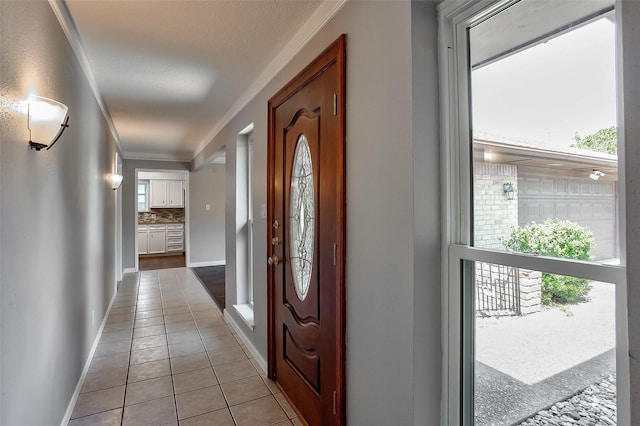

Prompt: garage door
[517,173,617,261]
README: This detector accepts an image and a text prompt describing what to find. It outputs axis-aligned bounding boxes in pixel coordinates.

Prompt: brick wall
[473,161,518,249]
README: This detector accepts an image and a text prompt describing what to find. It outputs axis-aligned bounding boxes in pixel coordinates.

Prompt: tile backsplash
[138,208,185,224]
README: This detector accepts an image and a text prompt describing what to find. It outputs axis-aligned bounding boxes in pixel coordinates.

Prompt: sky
[471,17,616,149]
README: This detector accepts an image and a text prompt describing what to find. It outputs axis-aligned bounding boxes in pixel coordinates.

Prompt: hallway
[68,268,300,425]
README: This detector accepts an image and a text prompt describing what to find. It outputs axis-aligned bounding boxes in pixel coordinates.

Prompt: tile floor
[68,268,302,426]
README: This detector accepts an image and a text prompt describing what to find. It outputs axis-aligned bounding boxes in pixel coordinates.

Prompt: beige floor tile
[165,312,193,324]
[208,345,247,366]
[110,306,136,316]
[189,302,217,312]
[167,329,201,345]
[178,407,235,426]
[192,309,221,319]
[135,316,164,328]
[67,408,122,425]
[133,324,166,338]
[122,396,176,426]
[220,375,271,406]
[125,376,174,406]
[175,385,227,420]
[132,334,168,350]
[89,352,130,373]
[169,340,205,358]
[165,320,197,333]
[100,329,133,344]
[128,359,171,383]
[70,385,125,419]
[202,335,240,352]
[81,367,128,393]
[135,308,164,319]
[229,395,288,426]
[103,321,133,333]
[170,352,212,375]
[164,305,191,315]
[214,359,258,384]
[274,392,298,419]
[260,375,281,394]
[130,345,169,365]
[173,367,218,394]
[94,340,131,357]
[272,422,293,426]
[136,302,163,312]
[198,325,232,340]
[106,313,135,324]
[291,417,305,426]
[164,300,189,309]
[195,316,225,328]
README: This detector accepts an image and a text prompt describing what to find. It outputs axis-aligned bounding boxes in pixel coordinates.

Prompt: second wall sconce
[503,182,516,200]
[110,174,123,190]
[28,95,70,151]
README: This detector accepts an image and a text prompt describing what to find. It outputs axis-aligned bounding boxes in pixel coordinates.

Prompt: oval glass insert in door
[289,134,315,301]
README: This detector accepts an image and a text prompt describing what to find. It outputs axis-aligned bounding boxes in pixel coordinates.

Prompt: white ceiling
[62,0,325,162]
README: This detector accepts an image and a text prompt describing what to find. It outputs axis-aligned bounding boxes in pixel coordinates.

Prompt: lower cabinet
[138,223,183,255]
[148,225,167,254]
[138,225,149,254]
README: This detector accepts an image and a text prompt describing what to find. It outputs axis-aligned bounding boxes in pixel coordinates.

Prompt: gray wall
[192,2,442,423]
[0,1,119,424]
[121,160,189,270]
[189,163,225,264]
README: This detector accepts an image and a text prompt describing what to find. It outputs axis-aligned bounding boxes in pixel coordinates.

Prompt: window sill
[233,303,255,329]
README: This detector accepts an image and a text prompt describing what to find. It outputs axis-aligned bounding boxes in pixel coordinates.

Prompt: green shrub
[502,219,595,305]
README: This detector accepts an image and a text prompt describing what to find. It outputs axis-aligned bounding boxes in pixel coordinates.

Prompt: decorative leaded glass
[290,134,314,301]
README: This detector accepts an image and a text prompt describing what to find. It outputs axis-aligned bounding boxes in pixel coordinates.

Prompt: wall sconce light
[109,174,123,190]
[27,95,69,151]
[503,182,516,200]
[589,169,605,181]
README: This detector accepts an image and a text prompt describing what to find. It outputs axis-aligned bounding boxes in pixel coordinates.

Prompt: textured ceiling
[64,0,323,161]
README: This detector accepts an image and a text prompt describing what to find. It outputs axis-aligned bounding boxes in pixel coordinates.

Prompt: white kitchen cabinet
[148,225,167,254]
[149,180,184,208]
[166,223,184,252]
[168,181,184,207]
[138,225,148,254]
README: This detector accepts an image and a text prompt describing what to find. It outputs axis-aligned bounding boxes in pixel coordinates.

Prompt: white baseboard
[224,309,268,374]
[188,260,225,268]
[123,267,136,274]
[60,290,117,426]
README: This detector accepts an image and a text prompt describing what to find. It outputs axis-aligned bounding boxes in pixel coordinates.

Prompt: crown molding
[48,0,123,155]
[122,151,193,163]
[192,0,348,160]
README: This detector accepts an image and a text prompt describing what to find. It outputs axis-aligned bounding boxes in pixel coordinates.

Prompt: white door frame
[134,168,190,272]
[437,1,629,424]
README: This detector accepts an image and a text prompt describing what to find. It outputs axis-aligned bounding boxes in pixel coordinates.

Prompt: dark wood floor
[191,265,225,310]
[138,254,185,271]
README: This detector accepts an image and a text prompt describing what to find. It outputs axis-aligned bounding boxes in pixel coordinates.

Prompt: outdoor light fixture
[589,169,605,181]
[503,182,516,200]
[109,174,123,190]
[27,95,69,151]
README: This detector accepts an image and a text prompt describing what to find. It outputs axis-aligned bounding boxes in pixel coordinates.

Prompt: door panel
[268,35,346,426]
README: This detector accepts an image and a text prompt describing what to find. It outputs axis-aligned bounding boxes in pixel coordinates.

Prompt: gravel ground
[517,374,617,426]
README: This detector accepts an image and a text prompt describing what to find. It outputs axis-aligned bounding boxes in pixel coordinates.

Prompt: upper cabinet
[150,180,184,208]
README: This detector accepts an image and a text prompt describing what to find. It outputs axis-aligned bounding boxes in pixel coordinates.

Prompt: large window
[439,1,628,425]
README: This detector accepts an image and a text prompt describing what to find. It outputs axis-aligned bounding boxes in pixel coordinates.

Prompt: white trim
[188,260,225,268]
[224,309,267,374]
[123,151,193,162]
[232,303,255,329]
[60,290,117,426]
[123,267,137,274]
[193,0,348,160]
[47,0,122,154]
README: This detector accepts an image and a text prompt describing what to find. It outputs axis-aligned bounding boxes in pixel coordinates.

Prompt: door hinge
[333,390,337,415]
[333,93,337,116]
[333,243,337,266]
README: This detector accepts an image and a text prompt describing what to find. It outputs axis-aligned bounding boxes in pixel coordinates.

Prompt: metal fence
[475,262,521,317]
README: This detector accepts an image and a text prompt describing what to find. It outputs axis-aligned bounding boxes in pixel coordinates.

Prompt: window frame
[437,1,630,424]
[137,180,149,212]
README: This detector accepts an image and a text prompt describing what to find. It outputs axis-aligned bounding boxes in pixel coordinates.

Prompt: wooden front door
[267,35,346,426]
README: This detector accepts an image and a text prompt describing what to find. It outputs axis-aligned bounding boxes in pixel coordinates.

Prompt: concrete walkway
[474,281,616,425]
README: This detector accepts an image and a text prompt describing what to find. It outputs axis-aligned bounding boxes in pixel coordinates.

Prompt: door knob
[267,255,282,266]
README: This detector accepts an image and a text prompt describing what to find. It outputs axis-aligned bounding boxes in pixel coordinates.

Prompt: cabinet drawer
[167,231,183,237]
[149,225,166,231]
[167,244,184,252]
[167,237,183,244]
[138,225,148,231]
[166,224,184,230]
